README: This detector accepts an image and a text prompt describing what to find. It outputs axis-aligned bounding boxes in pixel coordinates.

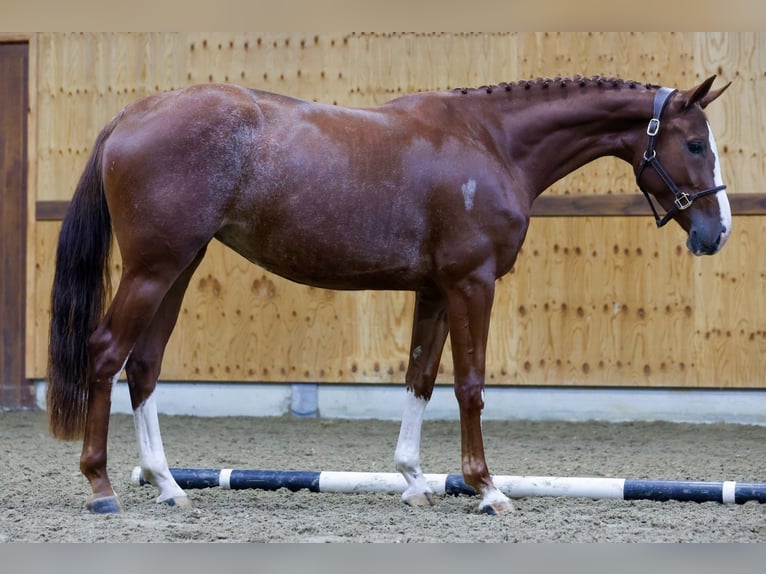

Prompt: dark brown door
[0,41,33,409]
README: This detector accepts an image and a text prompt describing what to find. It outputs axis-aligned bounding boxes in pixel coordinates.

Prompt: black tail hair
[46,117,119,440]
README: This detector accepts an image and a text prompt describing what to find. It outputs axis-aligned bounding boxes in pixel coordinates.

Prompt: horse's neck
[464,83,657,193]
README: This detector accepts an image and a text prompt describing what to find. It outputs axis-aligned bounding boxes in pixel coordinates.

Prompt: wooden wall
[1,40,33,408]
[27,32,766,388]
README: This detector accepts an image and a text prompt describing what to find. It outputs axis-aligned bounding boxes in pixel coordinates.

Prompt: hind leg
[127,249,206,508]
[80,271,182,513]
[395,289,449,507]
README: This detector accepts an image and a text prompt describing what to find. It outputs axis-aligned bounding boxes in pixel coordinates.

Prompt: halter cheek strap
[643,87,676,163]
[636,87,727,228]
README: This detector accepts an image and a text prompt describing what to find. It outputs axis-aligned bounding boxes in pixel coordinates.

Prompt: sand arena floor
[1,410,765,542]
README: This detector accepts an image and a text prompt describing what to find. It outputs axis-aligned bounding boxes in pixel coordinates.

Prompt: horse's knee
[454,375,485,414]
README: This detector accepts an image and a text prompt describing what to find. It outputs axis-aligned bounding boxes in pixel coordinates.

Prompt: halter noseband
[635,86,727,228]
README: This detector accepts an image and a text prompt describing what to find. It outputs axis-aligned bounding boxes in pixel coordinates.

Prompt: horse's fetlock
[394,454,417,474]
[80,450,105,480]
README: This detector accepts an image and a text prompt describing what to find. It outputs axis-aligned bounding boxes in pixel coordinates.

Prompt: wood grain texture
[31,215,766,389]
[1,41,34,407]
[27,32,766,390]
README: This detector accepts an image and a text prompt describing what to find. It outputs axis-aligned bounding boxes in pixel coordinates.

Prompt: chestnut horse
[47,75,731,515]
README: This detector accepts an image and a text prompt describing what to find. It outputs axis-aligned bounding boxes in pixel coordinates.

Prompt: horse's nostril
[687,228,722,255]
[701,235,721,255]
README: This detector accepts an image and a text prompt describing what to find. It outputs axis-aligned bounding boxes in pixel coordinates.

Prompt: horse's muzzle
[687,226,728,256]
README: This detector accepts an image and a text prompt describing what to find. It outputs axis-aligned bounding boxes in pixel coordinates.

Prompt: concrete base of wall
[33,381,766,426]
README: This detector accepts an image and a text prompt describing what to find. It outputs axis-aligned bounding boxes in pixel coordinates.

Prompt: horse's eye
[687,141,705,155]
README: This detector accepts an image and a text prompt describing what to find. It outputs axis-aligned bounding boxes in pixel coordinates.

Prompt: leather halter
[635,87,727,228]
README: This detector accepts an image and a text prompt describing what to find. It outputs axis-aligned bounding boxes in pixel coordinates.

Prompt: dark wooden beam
[36,193,766,222]
[36,200,70,221]
[531,193,766,217]
[530,195,649,216]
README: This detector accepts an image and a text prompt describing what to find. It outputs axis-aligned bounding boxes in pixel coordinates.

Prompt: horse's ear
[698,80,732,109]
[680,75,731,109]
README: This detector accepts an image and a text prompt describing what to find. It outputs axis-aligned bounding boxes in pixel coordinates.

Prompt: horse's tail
[47,116,120,440]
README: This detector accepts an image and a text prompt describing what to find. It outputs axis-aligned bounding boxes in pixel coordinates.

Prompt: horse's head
[634,75,732,255]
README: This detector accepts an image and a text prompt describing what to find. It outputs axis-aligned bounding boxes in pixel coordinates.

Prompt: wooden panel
[27,32,766,390]
[501,216,766,388]
[33,33,765,202]
[1,42,33,408]
[32,215,766,388]
[694,32,766,199]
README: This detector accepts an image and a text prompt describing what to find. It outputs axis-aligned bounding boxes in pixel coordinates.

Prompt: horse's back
[100,84,524,290]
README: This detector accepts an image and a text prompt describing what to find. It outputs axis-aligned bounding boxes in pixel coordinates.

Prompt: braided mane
[452,75,661,95]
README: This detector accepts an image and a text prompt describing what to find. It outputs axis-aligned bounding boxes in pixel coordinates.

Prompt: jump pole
[130,467,766,504]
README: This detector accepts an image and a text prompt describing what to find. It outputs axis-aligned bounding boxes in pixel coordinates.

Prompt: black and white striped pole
[131,467,766,504]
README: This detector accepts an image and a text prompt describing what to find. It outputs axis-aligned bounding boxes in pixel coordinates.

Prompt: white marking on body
[707,121,732,250]
[133,391,188,505]
[394,391,432,504]
[461,179,477,211]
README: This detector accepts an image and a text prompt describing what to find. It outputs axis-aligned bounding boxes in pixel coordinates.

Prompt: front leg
[395,290,449,507]
[445,271,513,515]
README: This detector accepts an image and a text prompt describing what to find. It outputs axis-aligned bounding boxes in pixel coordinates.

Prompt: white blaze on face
[707,121,732,250]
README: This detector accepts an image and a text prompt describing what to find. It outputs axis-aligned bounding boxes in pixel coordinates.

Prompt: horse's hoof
[159,494,192,508]
[86,495,123,514]
[478,499,514,516]
[402,490,436,507]
[478,490,514,516]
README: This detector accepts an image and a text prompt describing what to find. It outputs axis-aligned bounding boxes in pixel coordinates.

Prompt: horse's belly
[214,224,428,291]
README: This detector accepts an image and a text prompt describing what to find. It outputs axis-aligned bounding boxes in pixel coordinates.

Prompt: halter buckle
[674,192,692,210]
[647,118,660,137]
